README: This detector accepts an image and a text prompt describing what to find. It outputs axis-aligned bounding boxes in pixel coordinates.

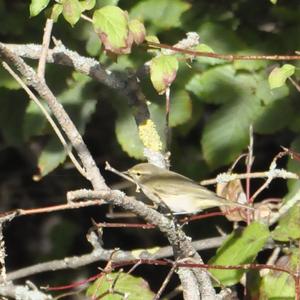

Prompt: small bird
[126,163,251,214]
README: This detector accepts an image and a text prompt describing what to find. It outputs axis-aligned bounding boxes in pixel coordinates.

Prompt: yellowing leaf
[150,55,178,94]
[50,4,63,22]
[93,6,133,54]
[268,64,295,89]
[62,0,82,26]
[129,19,146,45]
[79,0,95,11]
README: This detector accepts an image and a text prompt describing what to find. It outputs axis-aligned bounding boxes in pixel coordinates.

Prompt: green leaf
[150,55,179,94]
[209,222,270,286]
[272,205,300,241]
[115,90,189,158]
[58,73,96,134]
[30,0,50,17]
[270,0,277,4]
[254,97,293,134]
[97,0,119,7]
[129,19,146,45]
[62,0,82,26]
[115,103,165,159]
[169,90,192,127]
[36,73,96,177]
[197,22,245,53]
[193,67,289,168]
[50,4,63,22]
[145,35,160,44]
[260,250,297,299]
[85,31,102,56]
[86,272,155,299]
[93,6,132,54]
[268,64,295,89]
[233,52,267,71]
[0,67,21,90]
[97,0,120,7]
[130,0,190,32]
[201,73,263,168]
[37,137,67,178]
[255,76,289,106]
[186,65,236,104]
[23,100,47,141]
[193,43,221,66]
[79,0,95,11]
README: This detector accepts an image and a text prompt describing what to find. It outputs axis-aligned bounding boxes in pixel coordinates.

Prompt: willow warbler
[126,163,251,214]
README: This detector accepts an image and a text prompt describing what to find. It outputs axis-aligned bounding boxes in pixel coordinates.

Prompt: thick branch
[0,282,51,299]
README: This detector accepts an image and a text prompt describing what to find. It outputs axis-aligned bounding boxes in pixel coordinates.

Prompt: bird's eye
[136,172,141,176]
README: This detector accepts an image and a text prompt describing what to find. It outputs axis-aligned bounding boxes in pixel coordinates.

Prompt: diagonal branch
[0,43,106,190]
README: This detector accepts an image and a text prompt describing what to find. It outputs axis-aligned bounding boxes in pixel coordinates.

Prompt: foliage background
[1,0,300,298]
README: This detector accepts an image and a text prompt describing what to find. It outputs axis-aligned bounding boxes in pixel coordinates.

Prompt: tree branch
[0,43,106,190]
[4,235,225,282]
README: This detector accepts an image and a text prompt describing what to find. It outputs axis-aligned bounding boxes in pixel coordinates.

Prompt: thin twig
[246,126,254,223]
[246,126,254,203]
[153,262,177,300]
[250,149,288,203]
[200,169,298,186]
[289,77,300,93]
[92,221,155,229]
[260,247,281,277]
[37,18,53,79]
[81,14,93,23]
[1,61,87,178]
[269,188,300,225]
[105,161,137,186]
[228,153,248,173]
[0,223,6,282]
[147,41,300,61]
[165,87,171,151]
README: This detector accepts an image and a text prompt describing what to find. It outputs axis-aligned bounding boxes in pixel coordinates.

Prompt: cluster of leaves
[1,0,300,299]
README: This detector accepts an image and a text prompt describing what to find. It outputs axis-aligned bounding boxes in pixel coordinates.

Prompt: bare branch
[200,169,299,186]
[37,18,53,79]
[1,61,87,179]
[147,41,300,61]
[0,282,51,299]
[153,263,177,300]
[0,43,106,190]
[4,236,225,282]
